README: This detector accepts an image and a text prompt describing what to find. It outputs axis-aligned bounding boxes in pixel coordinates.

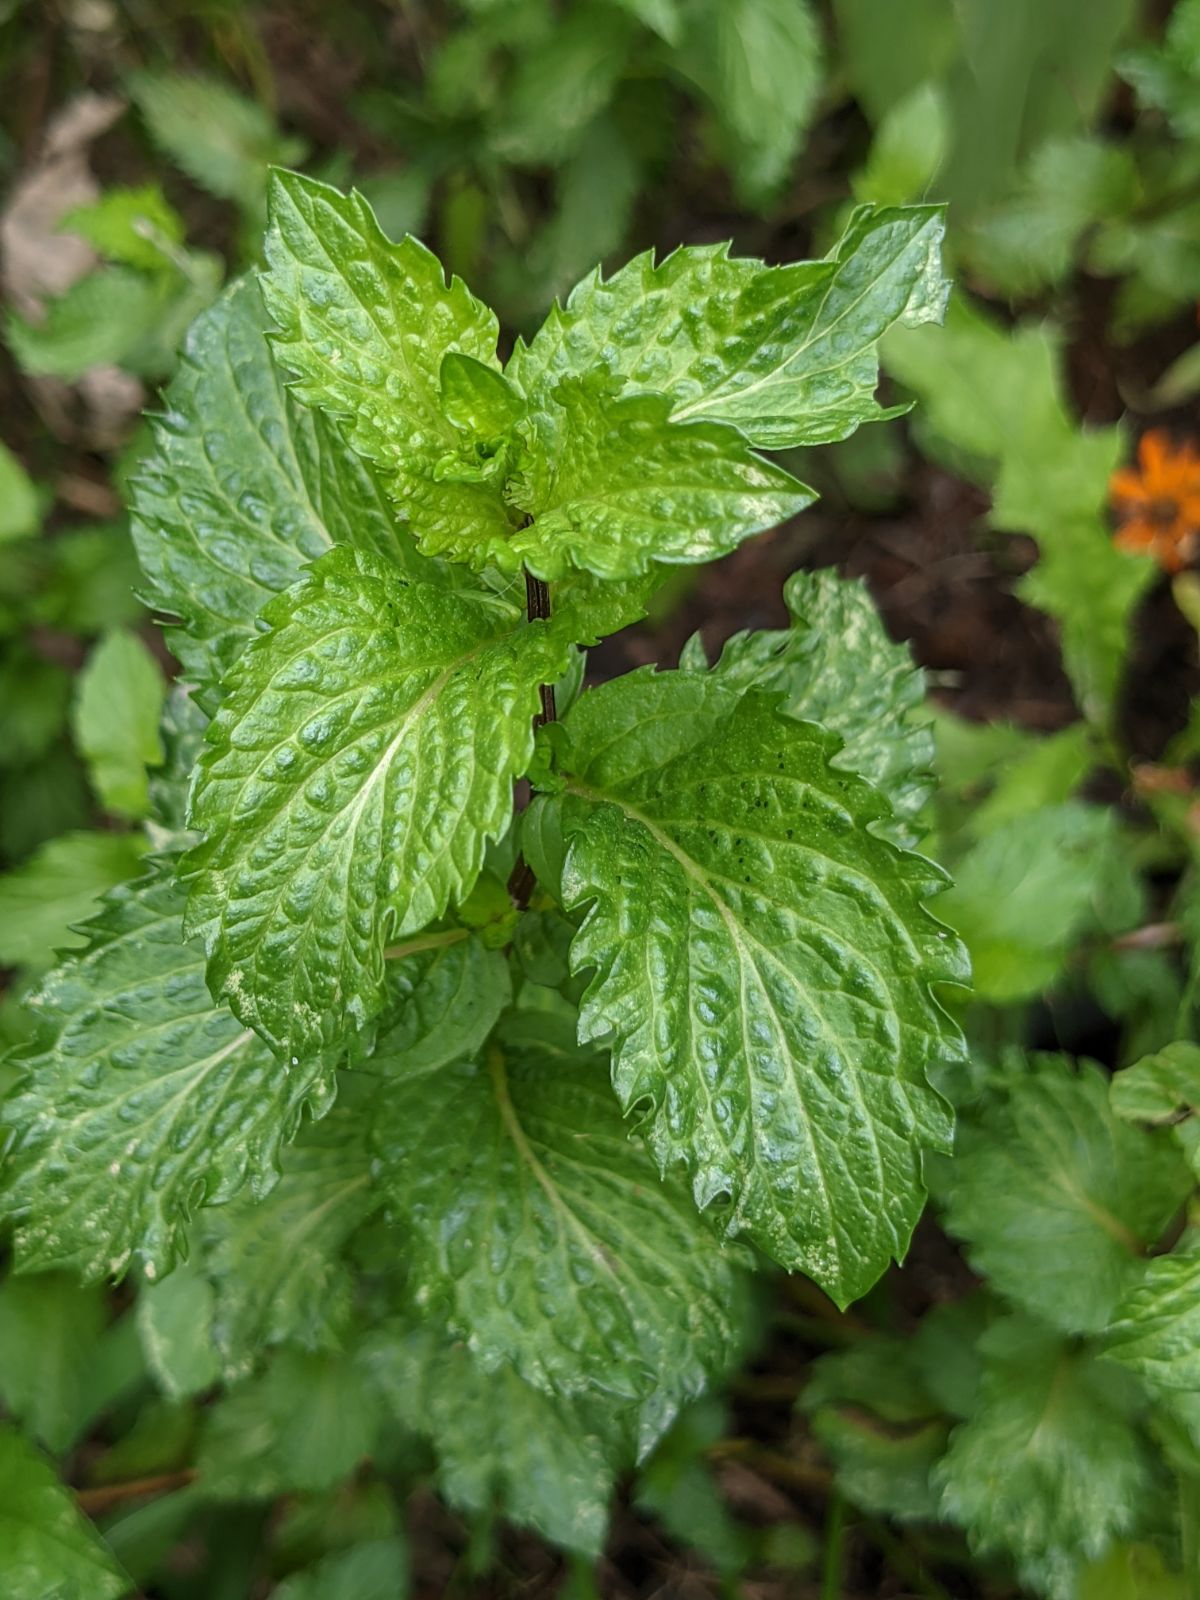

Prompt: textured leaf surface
[1112,1042,1200,1176]
[547,670,966,1300]
[184,546,572,1058]
[508,205,947,448]
[0,1422,129,1600]
[366,1325,631,1555]
[0,831,146,971]
[1106,1238,1200,1397]
[261,170,498,471]
[371,1017,750,1415]
[197,1110,378,1379]
[683,568,931,844]
[936,1315,1151,1600]
[373,933,510,1077]
[131,276,421,703]
[499,379,810,580]
[2,859,336,1280]
[936,1057,1190,1336]
[73,629,165,819]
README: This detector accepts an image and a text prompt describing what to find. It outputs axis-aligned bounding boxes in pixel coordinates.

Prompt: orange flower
[1110,428,1200,573]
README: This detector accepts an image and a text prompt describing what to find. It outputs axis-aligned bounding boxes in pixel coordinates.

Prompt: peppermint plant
[1,172,967,1555]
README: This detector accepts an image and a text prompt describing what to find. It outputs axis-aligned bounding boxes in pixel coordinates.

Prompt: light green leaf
[373,933,511,1077]
[183,545,573,1059]
[371,1016,751,1422]
[508,205,948,449]
[365,1325,631,1556]
[1112,1042,1200,1177]
[198,1348,378,1500]
[261,169,499,472]
[6,268,172,380]
[803,1335,947,1522]
[136,1262,221,1401]
[440,351,525,437]
[0,440,40,543]
[683,568,932,844]
[1106,1237,1200,1397]
[0,1275,107,1452]
[73,629,166,819]
[0,831,146,972]
[197,1110,378,1380]
[936,1056,1191,1336]
[498,377,811,580]
[270,1540,409,1600]
[854,82,949,208]
[62,184,185,272]
[1078,1544,1188,1600]
[680,0,823,208]
[0,1423,130,1600]
[129,71,306,214]
[937,803,1129,1001]
[1,859,337,1281]
[936,1315,1152,1600]
[546,670,966,1301]
[131,275,425,704]
[490,2,634,165]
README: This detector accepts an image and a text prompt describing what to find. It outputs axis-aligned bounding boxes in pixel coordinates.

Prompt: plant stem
[820,1491,846,1600]
[76,1469,195,1516]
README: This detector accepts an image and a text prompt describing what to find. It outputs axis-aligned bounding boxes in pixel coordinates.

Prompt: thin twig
[76,1469,195,1517]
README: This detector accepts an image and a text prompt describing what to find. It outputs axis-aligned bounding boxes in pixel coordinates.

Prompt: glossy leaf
[131,275,423,704]
[508,205,948,449]
[495,377,810,580]
[1106,1238,1200,1397]
[371,1017,751,1423]
[184,545,573,1058]
[372,933,511,1077]
[682,568,932,844]
[0,1423,129,1600]
[1,859,336,1281]
[936,1056,1191,1336]
[546,671,966,1301]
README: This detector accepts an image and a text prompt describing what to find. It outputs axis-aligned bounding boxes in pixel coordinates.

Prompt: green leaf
[682,568,932,844]
[36,523,146,635]
[679,0,823,208]
[0,831,146,972]
[0,1422,130,1600]
[1079,1545,1188,1600]
[0,647,71,764]
[854,82,949,208]
[270,1540,409,1600]
[440,351,525,437]
[365,1325,630,1556]
[936,1315,1152,1600]
[261,169,499,472]
[373,933,511,1077]
[131,275,425,704]
[0,440,40,543]
[62,184,185,272]
[371,1016,751,1427]
[1,858,338,1281]
[72,629,166,819]
[1112,1042,1200,1177]
[936,803,1130,1001]
[129,71,306,214]
[803,1335,947,1522]
[184,545,573,1058]
[508,205,948,449]
[1122,0,1200,139]
[0,1274,108,1452]
[936,1056,1191,1336]
[1106,1237,1200,1398]
[136,1262,221,1401]
[498,377,810,580]
[196,1110,378,1380]
[6,268,173,380]
[545,670,966,1301]
[198,1347,378,1500]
